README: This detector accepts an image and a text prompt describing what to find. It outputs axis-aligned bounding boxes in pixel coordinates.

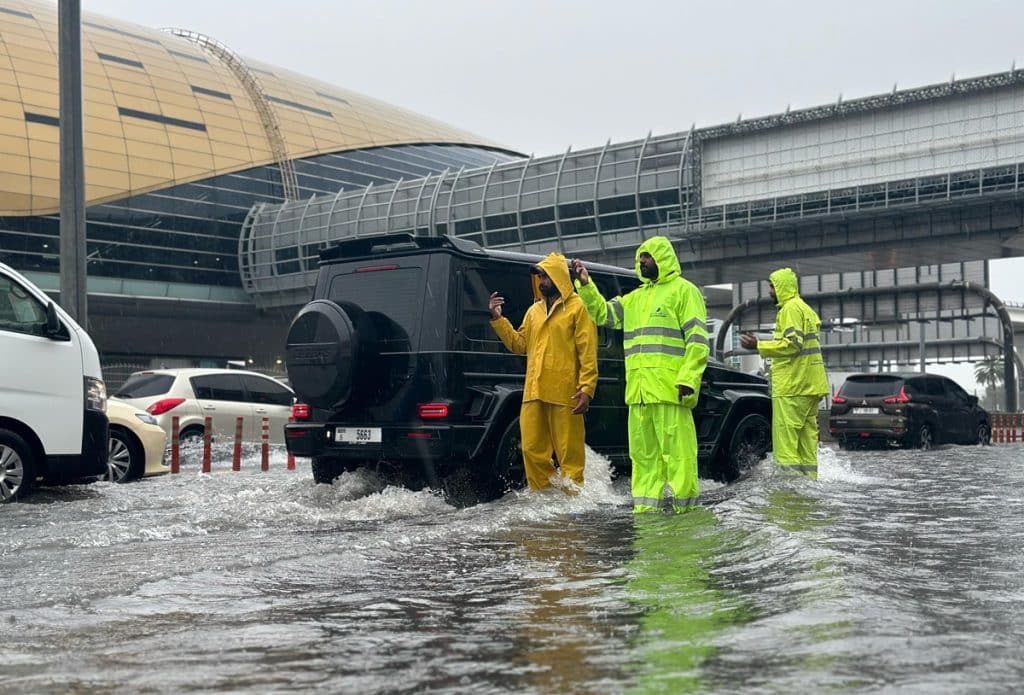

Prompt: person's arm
[489,291,528,354]
[674,283,710,398]
[572,260,625,330]
[756,304,802,359]
[572,305,598,414]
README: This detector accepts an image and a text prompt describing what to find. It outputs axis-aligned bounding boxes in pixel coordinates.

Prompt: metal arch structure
[165,28,300,201]
[714,282,1019,411]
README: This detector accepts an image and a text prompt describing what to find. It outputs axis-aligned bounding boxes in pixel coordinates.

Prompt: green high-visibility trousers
[628,402,699,512]
[771,395,821,479]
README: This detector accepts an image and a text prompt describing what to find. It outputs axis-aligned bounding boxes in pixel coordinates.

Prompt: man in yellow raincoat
[572,237,709,513]
[740,268,829,479]
[489,252,598,490]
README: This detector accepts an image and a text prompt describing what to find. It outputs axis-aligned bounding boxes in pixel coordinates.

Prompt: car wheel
[975,422,990,446]
[0,429,34,502]
[311,456,346,485]
[915,424,934,451]
[179,427,204,448]
[107,427,145,483]
[471,416,526,503]
[721,413,770,483]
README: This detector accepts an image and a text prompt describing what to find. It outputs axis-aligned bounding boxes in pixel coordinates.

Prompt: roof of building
[0,0,512,215]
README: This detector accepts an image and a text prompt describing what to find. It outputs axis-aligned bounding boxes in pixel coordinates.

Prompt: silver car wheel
[0,443,26,500]
[107,434,132,482]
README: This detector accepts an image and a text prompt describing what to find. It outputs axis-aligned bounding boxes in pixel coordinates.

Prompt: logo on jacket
[651,306,668,318]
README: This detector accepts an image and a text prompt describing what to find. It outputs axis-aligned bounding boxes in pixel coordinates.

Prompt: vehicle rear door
[920,377,951,443]
[189,373,253,440]
[242,375,294,444]
[940,378,974,443]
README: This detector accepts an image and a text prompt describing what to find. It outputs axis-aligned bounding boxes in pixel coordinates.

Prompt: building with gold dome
[0,0,519,377]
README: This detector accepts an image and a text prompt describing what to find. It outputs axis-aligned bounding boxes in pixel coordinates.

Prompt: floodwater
[2,442,1024,694]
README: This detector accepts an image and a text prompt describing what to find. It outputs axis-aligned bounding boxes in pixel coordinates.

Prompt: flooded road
[3,443,1024,693]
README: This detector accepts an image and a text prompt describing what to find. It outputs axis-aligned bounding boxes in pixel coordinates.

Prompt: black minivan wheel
[0,429,34,502]
[975,422,990,446]
[915,424,934,451]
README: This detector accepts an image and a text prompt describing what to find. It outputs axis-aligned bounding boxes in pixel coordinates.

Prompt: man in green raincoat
[572,237,709,512]
[740,268,829,479]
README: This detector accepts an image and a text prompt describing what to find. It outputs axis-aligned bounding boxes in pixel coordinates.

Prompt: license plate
[335,427,382,444]
[852,407,878,414]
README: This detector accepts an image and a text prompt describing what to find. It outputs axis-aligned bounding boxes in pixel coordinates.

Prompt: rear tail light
[291,403,311,420]
[832,395,847,404]
[418,403,449,419]
[883,386,910,404]
[146,398,186,415]
[355,264,399,273]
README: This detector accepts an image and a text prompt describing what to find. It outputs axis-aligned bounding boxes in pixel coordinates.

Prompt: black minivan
[829,372,990,450]
[284,233,772,502]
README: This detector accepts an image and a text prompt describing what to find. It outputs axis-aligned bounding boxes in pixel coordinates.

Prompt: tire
[471,416,526,504]
[107,427,145,483]
[974,422,990,446]
[311,456,346,485]
[179,427,204,447]
[914,423,934,451]
[719,413,770,483]
[0,428,34,502]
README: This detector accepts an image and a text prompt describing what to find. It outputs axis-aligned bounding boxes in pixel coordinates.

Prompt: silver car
[112,368,295,446]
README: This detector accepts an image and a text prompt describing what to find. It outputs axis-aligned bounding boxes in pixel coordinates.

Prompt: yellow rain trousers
[757,268,830,480]
[577,236,709,512]
[490,252,598,490]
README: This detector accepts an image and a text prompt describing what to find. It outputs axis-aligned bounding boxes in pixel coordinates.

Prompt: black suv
[829,372,991,450]
[284,233,771,502]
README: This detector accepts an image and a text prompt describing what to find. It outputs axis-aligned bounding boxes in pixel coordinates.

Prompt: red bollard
[286,417,296,470]
[232,416,244,471]
[261,417,269,472]
[171,416,180,474]
[202,415,212,473]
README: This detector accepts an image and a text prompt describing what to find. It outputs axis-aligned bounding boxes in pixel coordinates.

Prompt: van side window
[0,275,48,336]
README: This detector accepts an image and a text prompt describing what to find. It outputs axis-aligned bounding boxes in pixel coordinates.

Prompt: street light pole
[58,0,87,324]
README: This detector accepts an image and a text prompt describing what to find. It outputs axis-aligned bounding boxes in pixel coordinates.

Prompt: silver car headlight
[84,377,107,413]
[134,412,158,425]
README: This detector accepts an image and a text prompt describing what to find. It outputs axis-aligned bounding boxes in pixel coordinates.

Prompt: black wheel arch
[467,385,523,461]
[709,393,772,464]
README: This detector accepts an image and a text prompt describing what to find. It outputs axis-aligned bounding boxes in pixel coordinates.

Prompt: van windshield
[328,266,423,351]
[115,374,175,398]
[839,376,903,398]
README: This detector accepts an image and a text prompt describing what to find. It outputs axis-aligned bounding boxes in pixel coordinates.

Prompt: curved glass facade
[0,143,516,291]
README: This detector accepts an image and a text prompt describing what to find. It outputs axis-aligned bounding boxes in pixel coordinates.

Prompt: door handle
[202,405,216,410]
[254,408,268,413]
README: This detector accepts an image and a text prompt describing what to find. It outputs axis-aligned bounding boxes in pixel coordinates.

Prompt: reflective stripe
[633,496,664,507]
[624,326,685,341]
[804,333,818,342]
[798,347,821,356]
[681,317,707,332]
[624,343,687,358]
[686,334,709,347]
[605,299,624,327]
[779,463,818,474]
[673,496,699,507]
[782,326,805,339]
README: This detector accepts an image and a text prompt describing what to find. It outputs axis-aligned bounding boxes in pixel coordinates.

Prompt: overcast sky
[80,0,1024,387]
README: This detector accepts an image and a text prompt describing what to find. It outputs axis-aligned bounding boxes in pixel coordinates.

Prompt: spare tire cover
[285,300,357,409]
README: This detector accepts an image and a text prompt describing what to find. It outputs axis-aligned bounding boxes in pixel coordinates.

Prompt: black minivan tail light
[883,386,910,404]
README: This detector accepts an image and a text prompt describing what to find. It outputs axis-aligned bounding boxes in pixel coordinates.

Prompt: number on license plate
[336,427,382,444]
[852,407,878,414]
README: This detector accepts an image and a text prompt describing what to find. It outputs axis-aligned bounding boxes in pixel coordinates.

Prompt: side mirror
[44,301,68,340]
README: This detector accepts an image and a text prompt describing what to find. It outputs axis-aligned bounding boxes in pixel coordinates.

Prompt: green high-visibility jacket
[577,236,709,407]
[758,268,830,398]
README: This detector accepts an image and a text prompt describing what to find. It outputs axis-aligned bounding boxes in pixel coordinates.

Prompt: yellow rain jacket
[490,253,598,405]
[757,268,829,398]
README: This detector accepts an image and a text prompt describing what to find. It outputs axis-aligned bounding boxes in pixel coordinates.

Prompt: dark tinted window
[462,265,535,345]
[191,373,246,401]
[839,376,903,398]
[243,375,294,406]
[0,275,48,337]
[942,378,971,402]
[924,378,945,397]
[328,267,423,350]
[114,373,175,398]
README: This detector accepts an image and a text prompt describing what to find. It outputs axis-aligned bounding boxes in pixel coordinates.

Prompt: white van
[0,262,108,501]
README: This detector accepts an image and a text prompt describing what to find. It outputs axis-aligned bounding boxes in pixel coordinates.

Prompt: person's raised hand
[739,333,758,350]
[489,292,505,320]
[572,259,590,286]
